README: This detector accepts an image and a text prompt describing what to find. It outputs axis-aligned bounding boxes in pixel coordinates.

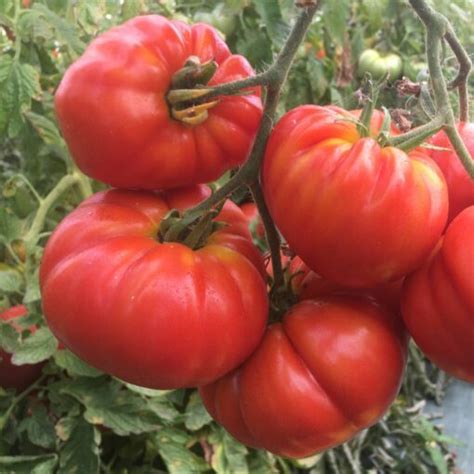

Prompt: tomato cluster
[29,13,473,459]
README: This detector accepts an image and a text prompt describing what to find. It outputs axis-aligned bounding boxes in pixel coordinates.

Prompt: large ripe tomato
[428,123,474,224]
[289,256,403,313]
[401,206,474,382]
[263,105,448,288]
[0,306,44,391]
[40,186,268,389]
[55,15,262,190]
[200,296,407,458]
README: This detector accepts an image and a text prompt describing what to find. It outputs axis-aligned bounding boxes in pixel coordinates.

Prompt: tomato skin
[55,15,262,190]
[289,256,403,313]
[40,186,268,389]
[428,123,474,224]
[0,306,44,391]
[263,105,448,288]
[401,207,474,382]
[358,49,403,80]
[200,296,407,458]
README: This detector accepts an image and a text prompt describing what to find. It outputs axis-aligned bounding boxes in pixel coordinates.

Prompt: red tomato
[40,186,268,389]
[200,296,407,458]
[289,256,403,313]
[263,105,448,288]
[55,15,262,190]
[428,123,474,224]
[0,306,44,391]
[401,206,474,382]
[240,202,265,240]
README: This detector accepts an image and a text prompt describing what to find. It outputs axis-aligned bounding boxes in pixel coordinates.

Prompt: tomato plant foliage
[0,0,472,473]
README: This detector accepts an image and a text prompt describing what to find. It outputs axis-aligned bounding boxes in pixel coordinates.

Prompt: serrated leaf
[322,0,350,47]
[184,391,212,431]
[0,322,19,353]
[0,58,41,137]
[124,382,171,398]
[17,9,54,43]
[147,398,181,423]
[209,428,249,474]
[155,428,209,474]
[59,377,162,435]
[0,454,58,474]
[18,404,56,449]
[253,0,289,48]
[0,266,22,293]
[0,208,23,244]
[24,111,64,146]
[84,401,161,436]
[426,442,448,474]
[58,418,100,474]
[31,4,85,57]
[54,350,103,378]
[11,327,58,365]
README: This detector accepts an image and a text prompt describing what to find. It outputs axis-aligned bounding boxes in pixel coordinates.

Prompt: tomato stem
[183,2,321,217]
[23,173,83,250]
[406,0,473,179]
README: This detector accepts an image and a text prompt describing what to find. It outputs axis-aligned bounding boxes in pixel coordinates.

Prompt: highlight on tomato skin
[40,185,269,390]
[401,206,474,383]
[427,122,474,225]
[263,105,449,289]
[55,15,263,191]
[0,306,45,392]
[200,296,407,458]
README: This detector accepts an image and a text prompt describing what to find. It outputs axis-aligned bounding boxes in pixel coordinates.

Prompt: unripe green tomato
[403,61,428,81]
[358,49,403,81]
[195,5,236,37]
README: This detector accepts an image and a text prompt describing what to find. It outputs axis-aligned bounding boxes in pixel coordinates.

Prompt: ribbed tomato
[428,123,474,224]
[55,15,262,190]
[401,206,474,382]
[40,186,268,389]
[263,105,448,288]
[0,306,44,391]
[200,296,407,458]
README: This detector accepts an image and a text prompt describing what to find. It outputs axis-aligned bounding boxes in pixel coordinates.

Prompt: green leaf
[11,327,58,365]
[0,321,19,354]
[124,383,172,398]
[426,442,449,474]
[54,350,103,378]
[184,391,212,431]
[0,58,41,137]
[31,4,85,57]
[0,208,23,244]
[58,378,163,435]
[24,112,64,146]
[0,266,22,293]
[147,398,181,423]
[253,0,290,48]
[155,428,209,474]
[58,418,100,474]
[18,404,56,449]
[209,428,249,474]
[0,454,58,474]
[322,0,350,47]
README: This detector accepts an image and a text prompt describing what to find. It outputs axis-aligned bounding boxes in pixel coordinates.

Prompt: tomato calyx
[158,206,226,250]
[167,56,220,126]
